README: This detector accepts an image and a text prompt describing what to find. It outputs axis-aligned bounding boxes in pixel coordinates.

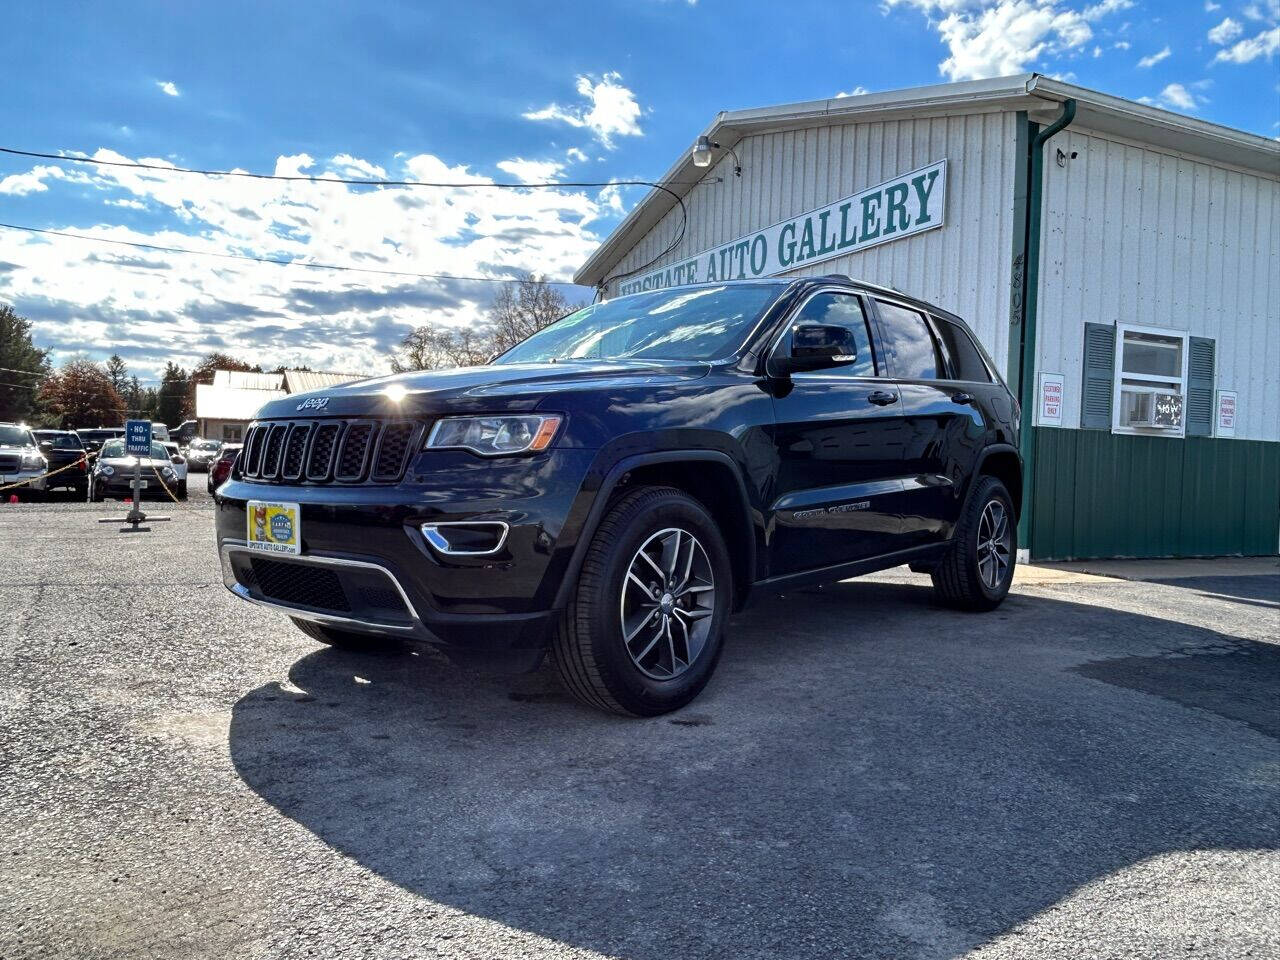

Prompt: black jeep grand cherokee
[217,276,1020,715]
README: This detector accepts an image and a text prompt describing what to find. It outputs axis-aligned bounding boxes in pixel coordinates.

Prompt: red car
[207,443,242,495]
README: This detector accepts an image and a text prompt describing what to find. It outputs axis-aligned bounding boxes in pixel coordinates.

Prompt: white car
[0,423,48,499]
[183,438,223,472]
[88,438,188,501]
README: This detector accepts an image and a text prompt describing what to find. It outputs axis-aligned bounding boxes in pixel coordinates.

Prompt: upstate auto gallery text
[618,159,946,295]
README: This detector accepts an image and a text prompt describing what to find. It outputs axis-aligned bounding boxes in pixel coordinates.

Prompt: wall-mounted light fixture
[691,135,742,176]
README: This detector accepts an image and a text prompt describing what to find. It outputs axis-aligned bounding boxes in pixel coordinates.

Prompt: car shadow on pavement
[228,579,1280,960]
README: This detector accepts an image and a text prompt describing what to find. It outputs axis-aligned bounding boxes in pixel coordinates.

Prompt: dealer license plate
[246,500,301,555]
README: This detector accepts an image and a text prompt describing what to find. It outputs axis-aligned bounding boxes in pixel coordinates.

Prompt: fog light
[420,521,509,557]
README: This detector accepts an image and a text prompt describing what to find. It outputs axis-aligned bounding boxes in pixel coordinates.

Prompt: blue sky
[1,0,1277,380]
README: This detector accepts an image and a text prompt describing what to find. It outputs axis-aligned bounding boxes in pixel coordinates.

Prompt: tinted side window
[788,293,877,377]
[933,317,993,382]
[875,301,942,380]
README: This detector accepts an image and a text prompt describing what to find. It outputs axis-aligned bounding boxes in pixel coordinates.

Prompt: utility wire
[0,145,699,291]
[0,146,704,191]
[0,222,581,284]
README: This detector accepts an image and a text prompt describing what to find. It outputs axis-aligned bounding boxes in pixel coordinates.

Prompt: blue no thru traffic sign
[125,419,152,456]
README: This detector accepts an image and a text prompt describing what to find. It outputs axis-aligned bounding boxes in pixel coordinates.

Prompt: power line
[0,146,704,191]
[0,222,583,284]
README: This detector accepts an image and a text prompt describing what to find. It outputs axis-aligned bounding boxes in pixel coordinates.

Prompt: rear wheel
[290,617,404,653]
[931,476,1016,611]
[176,480,188,500]
[551,486,732,716]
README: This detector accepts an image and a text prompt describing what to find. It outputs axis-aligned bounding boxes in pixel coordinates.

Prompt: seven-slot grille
[239,419,423,484]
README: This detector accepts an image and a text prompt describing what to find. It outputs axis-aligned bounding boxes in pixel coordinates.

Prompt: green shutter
[1186,337,1215,437]
[1080,322,1115,430]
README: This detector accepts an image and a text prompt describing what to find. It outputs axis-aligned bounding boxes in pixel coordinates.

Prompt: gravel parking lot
[2,490,1277,959]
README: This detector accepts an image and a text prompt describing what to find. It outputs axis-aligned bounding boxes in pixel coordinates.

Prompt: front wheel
[551,486,732,716]
[931,476,1016,611]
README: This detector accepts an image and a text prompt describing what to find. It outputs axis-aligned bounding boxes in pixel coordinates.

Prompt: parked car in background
[31,429,90,495]
[75,427,125,453]
[0,423,48,499]
[89,438,186,502]
[160,442,189,498]
[172,420,198,447]
[184,439,223,472]
[208,443,241,495]
[150,422,171,442]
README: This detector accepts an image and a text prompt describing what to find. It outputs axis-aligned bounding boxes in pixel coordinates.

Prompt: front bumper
[0,468,47,492]
[214,447,596,653]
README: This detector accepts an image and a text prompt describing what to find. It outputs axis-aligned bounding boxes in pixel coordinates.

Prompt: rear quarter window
[933,318,993,383]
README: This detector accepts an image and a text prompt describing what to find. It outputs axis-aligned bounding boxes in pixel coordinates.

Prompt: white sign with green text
[618,159,947,296]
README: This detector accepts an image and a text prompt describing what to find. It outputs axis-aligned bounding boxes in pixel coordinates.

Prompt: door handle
[952,393,974,405]
[868,390,898,406]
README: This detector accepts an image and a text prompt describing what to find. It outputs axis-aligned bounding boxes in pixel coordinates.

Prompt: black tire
[931,475,1016,611]
[89,483,104,503]
[176,480,188,500]
[551,486,733,716]
[290,616,404,653]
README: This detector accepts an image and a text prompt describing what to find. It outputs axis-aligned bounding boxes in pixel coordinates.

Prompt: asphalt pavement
[1,488,1277,959]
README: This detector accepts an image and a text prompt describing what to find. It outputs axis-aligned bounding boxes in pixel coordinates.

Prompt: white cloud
[1204,0,1220,10]
[156,80,180,97]
[0,148,614,378]
[885,0,1130,81]
[1213,26,1280,62]
[523,72,643,148]
[1208,16,1244,44]
[1145,82,1202,111]
[1113,39,1131,49]
[495,158,565,183]
[835,85,870,97]
[0,165,66,195]
[1138,45,1172,67]
[1242,0,1279,21]
[564,147,589,164]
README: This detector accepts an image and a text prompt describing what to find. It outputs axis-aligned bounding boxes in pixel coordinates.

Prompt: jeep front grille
[239,419,423,485]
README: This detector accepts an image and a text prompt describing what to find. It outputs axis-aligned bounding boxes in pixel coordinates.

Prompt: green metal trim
[1017,98,1076,550]
[1006,111,1032,398]
[1031,428,1280,560]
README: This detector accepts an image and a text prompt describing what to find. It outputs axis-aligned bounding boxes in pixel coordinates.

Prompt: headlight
[99,464,115,477]
[425,415,562,457]
[162,467,175,479]
[21,453,45,470]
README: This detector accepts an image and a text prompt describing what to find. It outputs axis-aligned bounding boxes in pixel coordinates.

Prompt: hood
[99,456,170,469]
[254,359,711,420]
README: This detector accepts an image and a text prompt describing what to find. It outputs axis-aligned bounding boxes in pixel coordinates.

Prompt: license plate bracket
[247,501,301,554]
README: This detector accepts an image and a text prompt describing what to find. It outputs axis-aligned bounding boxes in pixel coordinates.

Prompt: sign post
[97,420,170,532]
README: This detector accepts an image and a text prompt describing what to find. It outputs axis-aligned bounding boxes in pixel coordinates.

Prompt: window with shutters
[1111,324,1194,437]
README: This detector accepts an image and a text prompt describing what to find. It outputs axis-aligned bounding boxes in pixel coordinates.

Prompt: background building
[575,73,1279,562]
[195,369,365,442]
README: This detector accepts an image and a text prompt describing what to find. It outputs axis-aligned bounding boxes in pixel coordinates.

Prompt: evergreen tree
[0,304,49,422]
[155,362,188,426]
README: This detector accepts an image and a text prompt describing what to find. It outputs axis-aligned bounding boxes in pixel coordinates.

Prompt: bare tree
[486,274,584,354]
[388,274,585,373]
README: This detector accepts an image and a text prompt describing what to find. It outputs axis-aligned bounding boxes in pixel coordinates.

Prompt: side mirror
[171,455,185,464]
[39,441,53,451]
[769,323,859,376]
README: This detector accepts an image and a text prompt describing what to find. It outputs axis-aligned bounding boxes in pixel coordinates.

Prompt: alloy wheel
[619,527,716,680]
[976,499,1012,590]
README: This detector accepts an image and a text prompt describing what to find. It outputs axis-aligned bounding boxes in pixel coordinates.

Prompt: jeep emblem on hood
[296,396,330,412]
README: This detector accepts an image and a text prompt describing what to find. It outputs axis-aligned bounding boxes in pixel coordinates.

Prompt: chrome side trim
[420,521,510,556]
[219,539,422,631]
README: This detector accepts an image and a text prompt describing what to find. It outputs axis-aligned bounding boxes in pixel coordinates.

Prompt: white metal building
[195,369,366,442]
[575,74,1280,560]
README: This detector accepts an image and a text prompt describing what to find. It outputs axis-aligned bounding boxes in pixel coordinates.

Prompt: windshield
[0,425,34,446]
[191,440,222,452]
[493,283,786,365]
[35,432,84,449]
[101,439,168,460]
